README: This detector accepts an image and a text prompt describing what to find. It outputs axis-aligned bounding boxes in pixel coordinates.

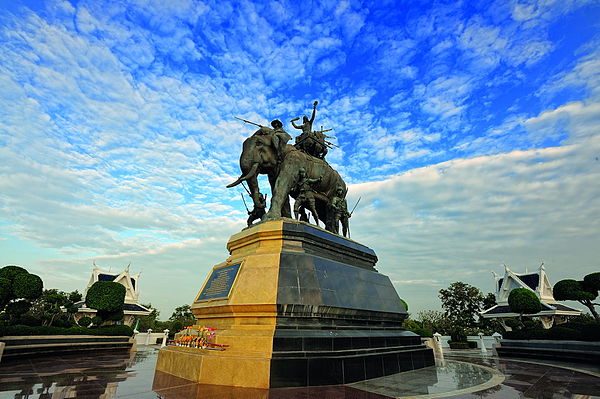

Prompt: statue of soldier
[293,168,322,226]
[291,100,318,136]
[257,119,291,161]
[330,186,350,237]
[270,119,292,161]
[247,193,266,226]
[292,101,327,158]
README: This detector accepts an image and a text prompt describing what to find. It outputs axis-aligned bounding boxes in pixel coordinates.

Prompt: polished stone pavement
[0,346,599,398]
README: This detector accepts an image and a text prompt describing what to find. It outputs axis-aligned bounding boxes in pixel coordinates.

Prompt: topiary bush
[503,323,600,341]
[508,288,542,318]
[549,326,581,340]
[99,309,124,322]
[91,316,103,326]
[0,277,11,306]
[78,317,92,327]
[6,300,31,316]
[581,324,600,341]
[0,324,134,337]
[505,318,521,329]
[450,327,467,343]
[13,273,43,299]
[411,326,433,338]
[85,281,126,324]
[0,265,44,321]
[0,266,28,281]
[18,314,42,326]
[583,272,600,292]
[86,282,126,313]
[554,273,600,323]
[400,298,408,311]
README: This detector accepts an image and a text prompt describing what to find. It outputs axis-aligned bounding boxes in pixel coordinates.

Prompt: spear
[241,181,251,195]
[349,196,361,216]
[240,192,250,212]
[234,116,267,129]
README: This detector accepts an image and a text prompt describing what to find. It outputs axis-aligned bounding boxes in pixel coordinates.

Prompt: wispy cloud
[0,0,598,315]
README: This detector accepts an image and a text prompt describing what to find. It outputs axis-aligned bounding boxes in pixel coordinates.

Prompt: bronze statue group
[234,101,353,238]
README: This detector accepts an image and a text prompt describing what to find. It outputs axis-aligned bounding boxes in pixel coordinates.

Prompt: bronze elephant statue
[227,129,346,229]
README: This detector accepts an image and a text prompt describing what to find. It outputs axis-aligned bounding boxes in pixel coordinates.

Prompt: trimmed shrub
[91,316,103,326]
[0,266,28,281]
[52,316,73,328]
[505,318,521,328]
[400,298,408,311]
[6,300,31,316]
[0,277,11,305]
[554,279,595,301]
[508,288,542,316]
[86,282,125,313]
[581,324,600,341]
[549,326,581,340]
[18,314,42,326]
[99,309,125,322]
[0,324,134,337]
[450,328,467,343]
[78,317,92,327]
[411,326,433,338]
[523,319,542,329]
[13,273,43,299]
[583,272,600,292]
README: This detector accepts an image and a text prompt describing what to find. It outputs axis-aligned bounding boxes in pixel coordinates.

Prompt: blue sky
[1,0,599,317]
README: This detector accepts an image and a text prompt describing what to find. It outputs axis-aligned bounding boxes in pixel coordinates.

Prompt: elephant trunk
[226,162,259,188]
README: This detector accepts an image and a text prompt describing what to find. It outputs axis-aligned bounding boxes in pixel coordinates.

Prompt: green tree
[0,265,44,324]
[402,316,432,337]
[85,281,126,325]
[478,292,503,334]
[169,304,194,325]
[415,310,452,335]
[28,289,81,326]
[439,282,485,329]
[168,304,195,333]
[554,272,600,323]
[136,303,160,332]
[508,288,542,321]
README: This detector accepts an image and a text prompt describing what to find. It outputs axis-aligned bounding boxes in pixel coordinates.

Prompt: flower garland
[173,326,228,350]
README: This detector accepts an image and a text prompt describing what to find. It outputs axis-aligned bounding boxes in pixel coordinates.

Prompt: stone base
[155,219,433,388]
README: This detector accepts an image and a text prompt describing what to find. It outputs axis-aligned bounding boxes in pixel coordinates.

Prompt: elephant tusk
[226,163,259,188]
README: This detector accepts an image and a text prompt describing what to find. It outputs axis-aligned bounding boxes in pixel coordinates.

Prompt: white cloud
[348,136,600,312]
[1,0,599,317]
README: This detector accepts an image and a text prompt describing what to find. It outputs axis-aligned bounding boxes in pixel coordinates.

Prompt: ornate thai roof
[76,262,151,317]
[481,264,581,318]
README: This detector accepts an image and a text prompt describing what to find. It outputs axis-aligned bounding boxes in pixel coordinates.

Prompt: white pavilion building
[74,263,151,326]
[481,264,580,329]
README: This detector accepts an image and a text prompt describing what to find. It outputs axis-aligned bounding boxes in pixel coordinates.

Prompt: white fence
[435,334,500,349]
[134,331,167,346]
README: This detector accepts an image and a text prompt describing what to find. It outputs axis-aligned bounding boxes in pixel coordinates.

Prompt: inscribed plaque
[197,263,241,301]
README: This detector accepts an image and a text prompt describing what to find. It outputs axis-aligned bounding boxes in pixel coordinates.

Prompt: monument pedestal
[155,219,433,388]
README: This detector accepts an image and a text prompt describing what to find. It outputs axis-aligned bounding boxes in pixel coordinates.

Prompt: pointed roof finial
[125,262,131,273]
[93,260,98,270]
[539,261,545,271]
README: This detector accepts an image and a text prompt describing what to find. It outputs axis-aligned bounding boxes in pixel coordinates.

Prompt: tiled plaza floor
[0,346,599,398]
